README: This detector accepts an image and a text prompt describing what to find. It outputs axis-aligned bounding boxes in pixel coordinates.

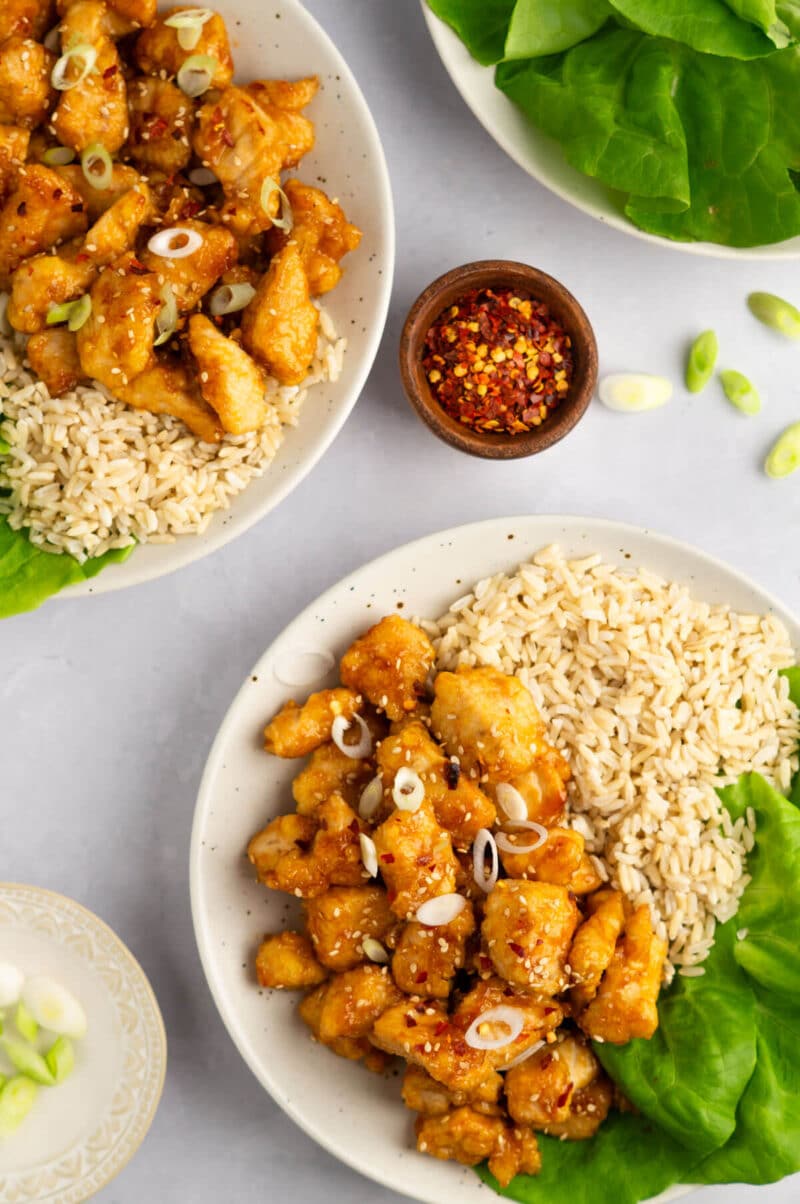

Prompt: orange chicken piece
[25,327,82,394]
[504,1033,612,1139]
[415,1108,541,1187]
[248,794,366,899]
[482,880,579,994]
[52,1,128,153]
[0,0,57,42]
[240,244,318,387]
[340,615,435,722]
[305,885,395,971]
[392,900,475,998]
[451,977,563,1070]
[0,124,29,198]
[135,6,233,87]
[577,904,666,1044]
[264,688,362,758]
[267,179,362,296]
[188,313,267,435]
[298,981,390,1072]
[292,742,375,816]
[309,965,401,1044]
[255,932,327,990]
[76,253,160,390]
[371,1000,494,1094]
[139,219,237,312]
[372,799,458,919]
[498,826,602,895]
[497,749,571,828]
[119,359,223,443]
[401,1064,502,1118]
[0,37,55,129]
[126,76,194,174]
[569,890,627,1010]
[0,165,88,286]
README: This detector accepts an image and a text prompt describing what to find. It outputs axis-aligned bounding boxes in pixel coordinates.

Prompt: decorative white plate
[0,884,167,1203]
[422,4,800,262]
[190,514,800,1204]
[69,0,394,597]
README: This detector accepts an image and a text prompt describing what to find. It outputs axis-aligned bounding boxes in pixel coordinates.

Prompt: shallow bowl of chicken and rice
[0,0,393,608]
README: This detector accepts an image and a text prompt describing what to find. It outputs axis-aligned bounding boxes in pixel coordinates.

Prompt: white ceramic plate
[191,514,800,1204]
[0,884,167,1203]
[68,0,394,598]
[422,4,800,262]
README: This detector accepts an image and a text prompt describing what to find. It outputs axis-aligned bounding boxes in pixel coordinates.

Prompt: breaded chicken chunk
[0,0,56,42]
[482,880,579,994]
[569,890,626,1010]
[245,76,318,112]
[372,799,458,919]
[431,665,548,780]
[392,900,475,998]
[126,76,194,174]
[135,6,233,87]
[0,165,88,286]
[140,219,237,312]
[577,905,666,1044]
[8,250,92,333]
[52,162,143,220]
[76,253,160,389]
[120,359,224,442]
[498,826,602,895]
[310,965,401,1043]
[52,2,128,152]
[0,37,55,129]
[401,1064,502,1118]
[298,981,390,1072]
[505,1034,612,1139]
[267,178,362,296]
[371,1000,494,1094]
[497,750,571,828]
[248,794,366,899]
[292,742,375,816]
[0,124,29,197]
[264,688,362,758]
[188,313,267,434]
[340,615,435,722]
[305,885,395,971]
[57,0,157,37]
[240,244,318,386]
[26,327,82,395]
[451,976,563,1070]
[255,931,327,990]
[415,1108,541,1187]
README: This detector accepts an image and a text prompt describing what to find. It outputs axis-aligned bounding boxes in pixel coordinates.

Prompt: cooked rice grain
[0,310,345,561]
[428,545,799,975]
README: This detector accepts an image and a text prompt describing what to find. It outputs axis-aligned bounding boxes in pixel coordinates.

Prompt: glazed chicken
[0,2,361,441]
[246,614,669,1186]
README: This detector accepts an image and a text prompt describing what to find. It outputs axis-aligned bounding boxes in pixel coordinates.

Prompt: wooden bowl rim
[398,259,598,460]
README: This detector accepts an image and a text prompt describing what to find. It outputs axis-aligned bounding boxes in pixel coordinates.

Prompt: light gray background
[3,1,800,1201]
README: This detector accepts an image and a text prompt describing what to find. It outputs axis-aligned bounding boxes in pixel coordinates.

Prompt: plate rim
[65,0,396,599]
[190,513,800,1204]
[421,2,800,262]
[0,881,168,1202]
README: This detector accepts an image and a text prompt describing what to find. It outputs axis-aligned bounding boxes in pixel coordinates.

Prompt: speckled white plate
[191,515,800,1204]
[422,4,800,261]
[68,0,394,598]
[0,884,167,1204]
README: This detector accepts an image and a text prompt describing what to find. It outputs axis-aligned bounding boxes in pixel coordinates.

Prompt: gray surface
[3,1,800,1201]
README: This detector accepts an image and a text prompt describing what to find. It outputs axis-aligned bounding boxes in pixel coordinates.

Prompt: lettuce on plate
[475,772,800,1203]
[0,516,132,619]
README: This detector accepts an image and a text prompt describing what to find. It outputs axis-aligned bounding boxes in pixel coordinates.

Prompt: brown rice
[0,306,345,562]
[427,545,799,978]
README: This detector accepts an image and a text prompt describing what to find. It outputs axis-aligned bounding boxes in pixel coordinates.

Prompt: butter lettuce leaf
[426,0,516,64]
[609,0,780,57]
[0,516,133,619]
[504,0,612,60]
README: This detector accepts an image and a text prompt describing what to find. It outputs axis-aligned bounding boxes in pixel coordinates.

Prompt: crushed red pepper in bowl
[400,261,597,461]
[422,287,574,435]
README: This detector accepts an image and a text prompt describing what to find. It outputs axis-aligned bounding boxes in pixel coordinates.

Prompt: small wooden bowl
[399,260,598,460]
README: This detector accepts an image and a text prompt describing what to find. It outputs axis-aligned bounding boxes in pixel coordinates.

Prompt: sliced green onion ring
[765,422,800,479]
[46,300,76,326]
[720,369,761,416]
[67,294,92,332]
[81,142,113,191]
[747,291,800,339]
[43,24,61,52]
[147,226,204,258]
[51,43,97,91]
[598,373,672,413]
[154,284,178,346]
[208,282,255,316]
[42,145,76,167]
[164,8,214,50]
[176,54,218,98]
[259,176,293,232]
[686,330,718,394]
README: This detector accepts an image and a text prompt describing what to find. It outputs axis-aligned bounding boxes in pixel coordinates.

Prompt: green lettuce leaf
[718,773,800,1000]
[595,918,756,1156]
[696,984,800,1184]
[609,0,780,57]
[426,0,516,64]
[477,1111,699,1204]
[504,0,612,60]
[0,516,133,619]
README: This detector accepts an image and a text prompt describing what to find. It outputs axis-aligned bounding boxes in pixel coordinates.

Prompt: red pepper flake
[348,819,360,834]
[434,1021,448,1036]
[508,941,525,957]
[543,1007,557,1015]
[16,201,26,216]
[421,287,574,435]
[52,189,63,200]
[540,1053,554,1071]
[103,63,118,79]
[380,853,395,864]
[479,955,493,972]
[556,1085,573,1109]
[415,970,429,984]
[147,115,169,139]
[71,203,84,213]
[404,1014,418,1028]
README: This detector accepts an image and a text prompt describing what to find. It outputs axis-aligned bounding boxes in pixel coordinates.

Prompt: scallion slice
[164,8,214,50]
[208,282,255,316]
[765,422,800,479]
[154,284,178,346]
[176,54,218,97]
[51,43,97,91]
[259,176,293,232]
[81,142,113,191]
[42,146,76,167]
